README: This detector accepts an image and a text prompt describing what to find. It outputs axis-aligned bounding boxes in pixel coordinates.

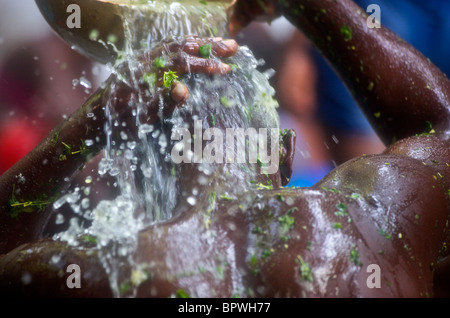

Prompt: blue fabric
[315,0,450,133]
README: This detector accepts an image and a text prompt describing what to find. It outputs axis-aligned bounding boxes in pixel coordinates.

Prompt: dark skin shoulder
[1,0,450,297]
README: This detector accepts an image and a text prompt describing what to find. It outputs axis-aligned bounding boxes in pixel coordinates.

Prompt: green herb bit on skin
[176,289,191,298]
[228,64,238,72]
[62,142,71,155]
[262,249,274,259]
[287,207,298,215]
[321,186,340,193]
[255,182,273,190]
[153,57,166,69]
[142,73,157,86]
[340,25,353,41]
[379,228,392,239]
[81,235,98,244]
[199,43,212,59]
[334,202,351,223]
[163,71,179,89]
[51,132,59,146]
[350,246,362,266]
[278,214,295,237]
[220,96,231,107]
[219,194,233,201]
[70,140,89,156]
[8,186,53,218]
[119,282,132,295]
[252,227,262,235]
[297,255,314,282]
[333,222,342,230]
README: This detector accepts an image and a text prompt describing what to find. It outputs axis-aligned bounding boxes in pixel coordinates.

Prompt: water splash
[52,1,280,297]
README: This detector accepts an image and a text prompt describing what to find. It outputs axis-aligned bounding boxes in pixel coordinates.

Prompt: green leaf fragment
[220,96,231,107]
[153,57,166,69]
[163,71,178,89]
[297,255,314,282]
[350,246,362,266]
[199,43,212,59]
[176,289,190,298]
[340,25,353,41]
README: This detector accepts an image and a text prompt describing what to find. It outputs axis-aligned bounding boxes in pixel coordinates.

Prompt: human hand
[229,0,280,36]
[106,36,239,136]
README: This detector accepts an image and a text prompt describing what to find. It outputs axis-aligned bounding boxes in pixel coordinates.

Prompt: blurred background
[1,0,449,188]
[0,1,108,175]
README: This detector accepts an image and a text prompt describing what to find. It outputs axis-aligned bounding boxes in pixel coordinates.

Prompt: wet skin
[1,1,450,297]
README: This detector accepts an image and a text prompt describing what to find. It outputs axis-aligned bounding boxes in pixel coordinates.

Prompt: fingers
[143,36,239,70]
[171,52,231,75]
[138,83,188,126]
[181,37,239,58]
[170,81,189,104]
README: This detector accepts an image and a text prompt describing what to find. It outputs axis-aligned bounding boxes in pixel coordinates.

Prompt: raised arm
[231,0,450,145]
[0,36,238,255]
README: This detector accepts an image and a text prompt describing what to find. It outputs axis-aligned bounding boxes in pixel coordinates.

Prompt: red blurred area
[0,118,51,174]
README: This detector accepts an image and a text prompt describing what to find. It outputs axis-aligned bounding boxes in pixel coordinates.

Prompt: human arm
[230,0,450,145]
[0,36,239,255]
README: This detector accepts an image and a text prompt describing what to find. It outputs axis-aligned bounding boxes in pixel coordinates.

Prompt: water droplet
[51,254,61,264]
[127,141,137,150]
[55,213,65,225]
[152,130,161,139]
[16,173,26,184]
[98,158,112,175]
[187,196,197,206]
[21,272,32,285]
[140,164,152,178]
[85,176,93,184]
[331,135,339,144]
[198,175,208,185]
[81,198,90,209]
[139,124,154,134]
[89,29,99,41]
[125,149,134,160]
[109,167,120,177]
[85,139,94,146]
[120,131,128,140]
[158,134,167,149]
[53,195,68,209]
[80,76,92,89]
[87,113,95,118]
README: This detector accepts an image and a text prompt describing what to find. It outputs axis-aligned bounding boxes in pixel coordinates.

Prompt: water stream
[52,0,280,297]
